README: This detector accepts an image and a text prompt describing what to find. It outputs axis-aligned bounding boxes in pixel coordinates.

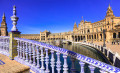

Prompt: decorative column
[103,29,106,47]
[70,57,76,73]
[29,43,32,64]
[45,48,50,73]
[25,42,29,62]
[36,45,40,68]
[22,42,25,60]
[40,47,45,72]
[56,52,61,73]
[89,65,95,73]
[50,50,55,73]
[79,61,85,73]
[9,5,21,60]
[20,41,22,59]
[63,54,68,73]
[32,44,36,66]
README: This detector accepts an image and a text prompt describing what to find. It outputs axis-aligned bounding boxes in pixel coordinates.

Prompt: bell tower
[73,22,78,33]
[106,4,115,17]
[1,13,8,36]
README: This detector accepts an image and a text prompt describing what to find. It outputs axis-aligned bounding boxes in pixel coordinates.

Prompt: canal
[47,43,110,73]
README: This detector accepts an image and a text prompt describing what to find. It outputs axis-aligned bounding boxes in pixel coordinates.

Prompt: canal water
[47,43,109,73]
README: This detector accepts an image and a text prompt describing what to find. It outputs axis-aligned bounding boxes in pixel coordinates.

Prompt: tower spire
[2,12,6,21]
[108,4,111,9]
[106,4,114,17]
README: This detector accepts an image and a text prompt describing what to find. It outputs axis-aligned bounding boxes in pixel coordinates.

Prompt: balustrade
[0,36,120,73]
[56,52,61,73]
[40,47,45,72]
[79,61,85,73]
[45,48,50,73]
[50,50,55,73]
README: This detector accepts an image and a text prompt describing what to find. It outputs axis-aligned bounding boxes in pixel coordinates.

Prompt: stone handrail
[0,36,120,73]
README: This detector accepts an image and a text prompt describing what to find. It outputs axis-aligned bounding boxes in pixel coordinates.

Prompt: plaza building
[8,4,120,43]
[38,4,120,43]
[72,4,120,43]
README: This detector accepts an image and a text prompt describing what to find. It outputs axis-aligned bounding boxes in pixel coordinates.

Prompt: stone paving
[0,54,30,73]
[93,41,120,55]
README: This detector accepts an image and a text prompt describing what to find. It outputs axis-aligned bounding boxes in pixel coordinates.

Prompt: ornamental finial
[11,5,19,31]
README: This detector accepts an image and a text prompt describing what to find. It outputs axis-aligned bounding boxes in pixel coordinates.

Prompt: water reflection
[62,43,106,62]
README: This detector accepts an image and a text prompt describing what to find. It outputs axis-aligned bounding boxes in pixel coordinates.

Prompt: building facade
[20,5,120,43]
[72,4,120,43]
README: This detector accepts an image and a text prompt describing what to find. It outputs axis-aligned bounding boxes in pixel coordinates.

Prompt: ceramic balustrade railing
[0,36,10,56]
[0,36,120,73]
[13,37,120,73]
[80,42,120,69]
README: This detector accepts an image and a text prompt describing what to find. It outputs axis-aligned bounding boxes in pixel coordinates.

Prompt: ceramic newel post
[9,5,21,60]
[11,5,19,31]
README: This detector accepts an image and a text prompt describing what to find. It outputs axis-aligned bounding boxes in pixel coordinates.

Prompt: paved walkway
[0,54,30,73]
[93,41,120,55]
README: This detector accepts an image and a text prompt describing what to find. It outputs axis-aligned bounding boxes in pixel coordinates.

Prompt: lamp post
[103,29,106,47]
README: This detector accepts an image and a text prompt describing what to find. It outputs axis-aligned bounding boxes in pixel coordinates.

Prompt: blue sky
[0,0,120,34]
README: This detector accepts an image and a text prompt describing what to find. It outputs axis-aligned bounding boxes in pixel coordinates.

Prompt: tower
[1,13,8,36]
[73,22,78,33]
[106,4,115,17]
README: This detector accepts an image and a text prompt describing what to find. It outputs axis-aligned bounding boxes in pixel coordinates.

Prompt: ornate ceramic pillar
[36,45,40,68]
[63,54,68,73]
[79,61,85,73]
[89,65,95,73]
[40,47,45,72]
[50,50,55,73]
[56,52,61,73]
[45,48,49,73]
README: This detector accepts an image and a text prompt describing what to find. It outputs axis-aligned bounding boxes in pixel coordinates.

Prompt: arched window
[87,29,90,33]
[113,33,116,38]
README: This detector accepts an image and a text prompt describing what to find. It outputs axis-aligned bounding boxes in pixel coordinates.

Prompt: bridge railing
[0,36,10,56]
[0,36,120,73]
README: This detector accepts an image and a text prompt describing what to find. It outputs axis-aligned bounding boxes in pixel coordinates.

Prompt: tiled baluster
[7,39,9,52]
[56,52,61,73]
[70,57,76,73]
[51,50,55,73]
[36,45,40,68]
[17,40,20,58]
[40,47,45,72]
[23,42,25,60]
[4,39,6,51]
[3,39,5,50]
[89,65,95,73]
[32,44,36,66]
[45,48,50,73]
[79,61,85,73]
[25,42,29,62]
[63,54,68,73]
[20,41,22,59]
[29,43,32,64]
[5,39,8,51]
[2,39,4,50]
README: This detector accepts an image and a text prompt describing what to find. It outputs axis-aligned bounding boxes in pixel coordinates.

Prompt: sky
[0,0,120,34]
